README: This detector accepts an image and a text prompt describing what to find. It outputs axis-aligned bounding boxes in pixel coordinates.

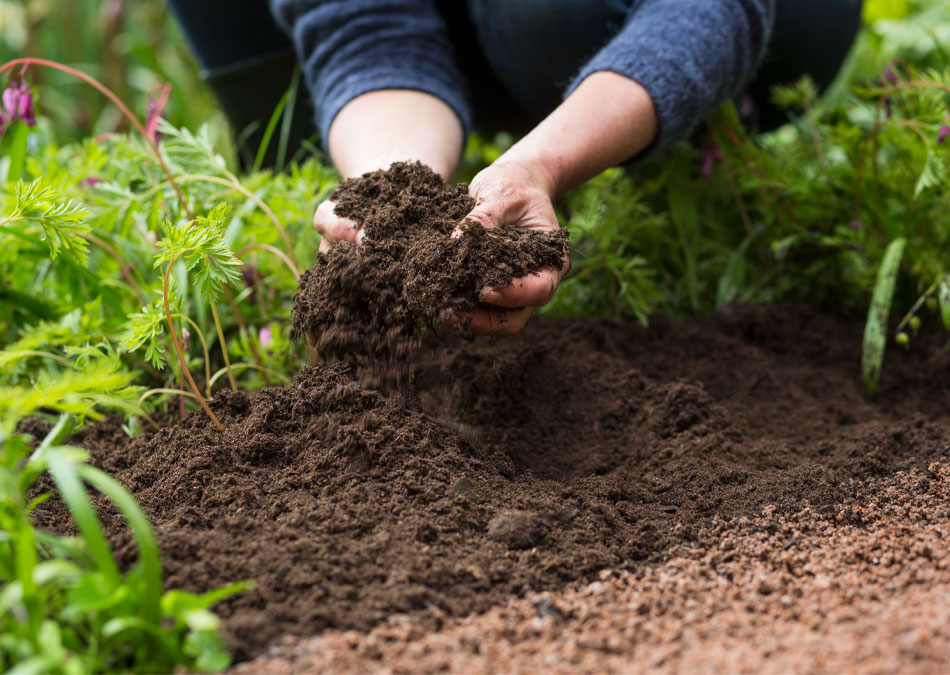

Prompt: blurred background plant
[0,0,217,146]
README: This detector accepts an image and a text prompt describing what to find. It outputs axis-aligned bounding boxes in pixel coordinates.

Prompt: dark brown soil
[32,307,950,661]
[290,162,566,370]
[28,162,950,664]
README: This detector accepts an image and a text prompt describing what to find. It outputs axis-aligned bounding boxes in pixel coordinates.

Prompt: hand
[313,200,364,253]
[449,159,569,337]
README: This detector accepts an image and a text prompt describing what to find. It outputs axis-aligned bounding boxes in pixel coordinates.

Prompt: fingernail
[356,229,365,245]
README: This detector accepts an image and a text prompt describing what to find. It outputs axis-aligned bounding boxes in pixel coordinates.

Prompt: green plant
[1,415,249,673]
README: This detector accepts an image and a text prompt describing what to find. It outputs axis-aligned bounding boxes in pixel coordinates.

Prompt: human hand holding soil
[446,159,570,336]
[313,199,362,253]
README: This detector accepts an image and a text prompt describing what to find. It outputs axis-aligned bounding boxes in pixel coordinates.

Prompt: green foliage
[120,300,168,370]
[862,238,906,391]
[543,2,950,387]
[154,204,242,304]
[0,415,249,673]
[1,179,90,265]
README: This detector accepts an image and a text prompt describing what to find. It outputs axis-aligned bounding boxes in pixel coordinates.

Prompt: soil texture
[33,306,950,662]
[30,161,950,668]
[291,161,567,369]
[238,461,950,674]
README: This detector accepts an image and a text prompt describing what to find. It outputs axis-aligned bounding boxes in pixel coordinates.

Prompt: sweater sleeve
[268,0,471,148]
[569,0,775,154]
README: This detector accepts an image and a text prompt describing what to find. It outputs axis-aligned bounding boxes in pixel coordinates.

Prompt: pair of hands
[315,160,569,336]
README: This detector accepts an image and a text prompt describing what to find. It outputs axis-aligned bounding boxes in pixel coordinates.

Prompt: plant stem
[236,243,300,280]
[13,350,72,367]
[170,313,212,398]
[0,57,193,220]
[162,256,223,431]
[209,302,237,392]
[137,388,198,409]
[208,363,290,390]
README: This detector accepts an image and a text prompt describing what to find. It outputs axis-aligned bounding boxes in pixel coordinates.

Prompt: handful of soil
[290,162,567,367]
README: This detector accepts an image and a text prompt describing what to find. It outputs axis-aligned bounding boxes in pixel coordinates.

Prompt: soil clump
[290,161,566,372]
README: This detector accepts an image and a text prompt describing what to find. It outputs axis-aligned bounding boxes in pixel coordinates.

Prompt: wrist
[491,150,561,200]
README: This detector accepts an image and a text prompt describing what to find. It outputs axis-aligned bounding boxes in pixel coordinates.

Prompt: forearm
[327,89,464,180]
[497,71,658,198]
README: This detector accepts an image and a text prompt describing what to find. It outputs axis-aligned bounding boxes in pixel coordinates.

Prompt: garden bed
[34,302,950,665]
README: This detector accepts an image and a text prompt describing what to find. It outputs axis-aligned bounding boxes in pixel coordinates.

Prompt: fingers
[480,267,560,308]
[446,306,533,337]
[313,199,363,246]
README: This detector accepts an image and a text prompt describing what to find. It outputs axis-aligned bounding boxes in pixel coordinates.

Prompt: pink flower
[181,328,191,352]
[700,141,723,181]
[939,124,949,144]
[1,80,36,129]
[259,326,273,350]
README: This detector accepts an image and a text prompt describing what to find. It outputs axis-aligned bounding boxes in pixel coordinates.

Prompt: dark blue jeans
[169,0,862,149]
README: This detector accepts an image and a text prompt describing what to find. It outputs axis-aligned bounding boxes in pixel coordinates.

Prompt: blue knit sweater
[269,0,775,156]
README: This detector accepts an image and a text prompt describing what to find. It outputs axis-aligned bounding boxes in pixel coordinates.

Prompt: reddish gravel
[237,462,950,674]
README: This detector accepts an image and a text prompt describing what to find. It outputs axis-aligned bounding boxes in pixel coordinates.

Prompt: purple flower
[848,219,864,231]
[883,67,899,85]
[1,80,36,128]
[259,326,273,350]
[83,177,102,187]
[700,141,723,181]
[939,124,949,144]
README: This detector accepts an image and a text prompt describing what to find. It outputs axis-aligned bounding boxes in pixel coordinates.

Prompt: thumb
[452,204,504,240]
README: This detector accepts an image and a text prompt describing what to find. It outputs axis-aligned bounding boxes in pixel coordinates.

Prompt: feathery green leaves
[1,179,90,265]
[154,204,242,303]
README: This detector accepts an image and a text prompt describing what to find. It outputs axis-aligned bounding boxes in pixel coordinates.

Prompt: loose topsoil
[291,161,567,370]
[31,164,950,665]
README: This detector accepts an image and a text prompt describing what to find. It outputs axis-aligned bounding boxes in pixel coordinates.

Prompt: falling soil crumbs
[30,163,950,671]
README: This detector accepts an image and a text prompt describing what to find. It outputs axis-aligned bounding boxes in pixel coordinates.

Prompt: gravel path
[238,461,950,674]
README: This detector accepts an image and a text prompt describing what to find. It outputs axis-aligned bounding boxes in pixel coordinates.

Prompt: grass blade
[938,274,950,331]
[77,464,163,624]
[45,451,120,585]
[862,238,906,392]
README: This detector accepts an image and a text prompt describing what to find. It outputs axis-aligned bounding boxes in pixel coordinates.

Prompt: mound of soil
[291,161,566,368]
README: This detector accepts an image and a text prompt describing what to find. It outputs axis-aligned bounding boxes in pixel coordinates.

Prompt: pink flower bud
[259,326,273,350]
[181,328,191,352]
[1,81,37,128]
[1,86,17,117]
[17,86,35,127]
